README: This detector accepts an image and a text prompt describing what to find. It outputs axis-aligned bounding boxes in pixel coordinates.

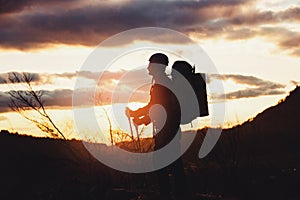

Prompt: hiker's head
[147,53,168,76]
[149,53,169,66]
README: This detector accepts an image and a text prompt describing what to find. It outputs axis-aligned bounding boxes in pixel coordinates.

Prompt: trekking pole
[127,116,134,141]
[134,123,141,151]
[125,107,134,141]
[152,121,157,138]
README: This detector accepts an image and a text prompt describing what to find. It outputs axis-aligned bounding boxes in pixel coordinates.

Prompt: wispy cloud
[0,115,7,121]
[0,91,11,112]
[0,70,290,113]
[223,87,285,100]
[0,69,151,112]
[208,74,286,100]
[290,80,300,86]
[0,72,40,84]
[0,69,151,89]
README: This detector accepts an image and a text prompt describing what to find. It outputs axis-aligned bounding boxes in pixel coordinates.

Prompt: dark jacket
[130,81,181,149]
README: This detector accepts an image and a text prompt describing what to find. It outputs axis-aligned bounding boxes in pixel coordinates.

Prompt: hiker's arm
[128,102,151,118]
[128,84,166,118]
[128,86,156,118]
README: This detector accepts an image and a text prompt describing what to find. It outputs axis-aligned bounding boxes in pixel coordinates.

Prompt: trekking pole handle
[125,107,131,118]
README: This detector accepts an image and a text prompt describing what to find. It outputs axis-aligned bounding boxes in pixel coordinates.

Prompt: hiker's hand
[133,116,151,126]
[125,107,131,118]
[132,117,142,126]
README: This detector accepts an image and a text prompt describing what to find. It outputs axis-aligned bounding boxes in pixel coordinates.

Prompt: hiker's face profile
[147,63,165,76]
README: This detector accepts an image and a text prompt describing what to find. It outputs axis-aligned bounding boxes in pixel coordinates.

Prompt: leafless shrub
[7,72,66,139]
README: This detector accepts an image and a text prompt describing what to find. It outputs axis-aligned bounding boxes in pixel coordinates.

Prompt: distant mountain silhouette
[0,86,299,199]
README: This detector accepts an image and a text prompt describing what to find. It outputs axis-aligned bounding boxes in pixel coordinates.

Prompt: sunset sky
[0,0,299,142]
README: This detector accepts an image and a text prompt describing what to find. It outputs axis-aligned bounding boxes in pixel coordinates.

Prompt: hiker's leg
[171,158,189,199]
[153,144,171,198]
[157,167,171,198]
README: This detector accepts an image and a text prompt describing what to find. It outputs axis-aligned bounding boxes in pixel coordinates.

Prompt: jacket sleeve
[129,84,174,119]
[129,86,155,118]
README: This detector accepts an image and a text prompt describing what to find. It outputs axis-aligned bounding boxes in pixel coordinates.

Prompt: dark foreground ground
[0,87,299,200]
[0,128,299,200]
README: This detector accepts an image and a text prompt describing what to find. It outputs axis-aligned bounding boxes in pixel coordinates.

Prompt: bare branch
[95,92,115,145]
[7,72,66,139]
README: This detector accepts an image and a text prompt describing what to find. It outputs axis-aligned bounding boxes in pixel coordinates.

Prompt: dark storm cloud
[0,0,79,14]
[0,0,40,14]
[1,0,299,56]
[208,74,286,100]
[0,0,254,49]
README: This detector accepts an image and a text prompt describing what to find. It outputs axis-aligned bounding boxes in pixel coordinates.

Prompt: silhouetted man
[126,53,187,199]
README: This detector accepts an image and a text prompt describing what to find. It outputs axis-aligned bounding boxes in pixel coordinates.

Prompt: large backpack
[172,61,209,124]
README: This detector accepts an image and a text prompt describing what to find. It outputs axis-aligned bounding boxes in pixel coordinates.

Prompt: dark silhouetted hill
[222,86,300,166]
